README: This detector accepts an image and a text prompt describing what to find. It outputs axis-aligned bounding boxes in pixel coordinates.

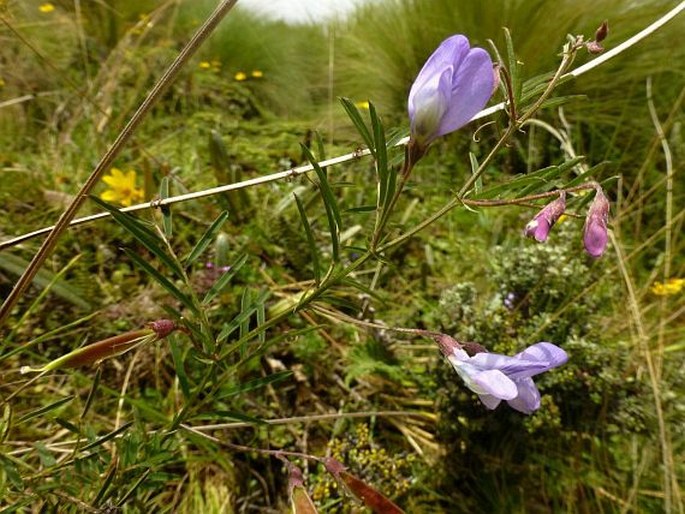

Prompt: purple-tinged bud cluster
[586,20,609,54]
[524,187,611,258]
[434,334,567,414]
[408,35,495,150]
[583,187,610,258]
[523,191,566,242]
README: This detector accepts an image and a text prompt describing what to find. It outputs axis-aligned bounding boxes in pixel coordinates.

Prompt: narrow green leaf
[34,442,57,467]
[169,337,191,400]
[81,366,102,419]
[159,176,173,238]
[91,196,184,279]
[256,300,266,345]
[314,130,326,162]
[339,97,375,155]
[116,468,150,507]
[184,211,229,267]
[369,102,389,207]
[0,253,90,309]
[1,405,12,444]
[217,290,271,344]
[93,462,118,506]
[17,396,74,425]
[469,152,482,194]
[294,194,321,284]
[301,144,341,262]
[239,289,251,343]
[504,28,522,108]
[55,417,81,434]
[217,371,293,399]
[122,248,197,314]
[0,455,23,490]
[202,253,248,305]
[81,421,134,452]
[199,411,266,425]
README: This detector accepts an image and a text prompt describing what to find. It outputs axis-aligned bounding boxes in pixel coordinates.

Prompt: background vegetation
[0,0,683,512]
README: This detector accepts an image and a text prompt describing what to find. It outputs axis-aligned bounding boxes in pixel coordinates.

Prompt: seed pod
[323,458,405,514]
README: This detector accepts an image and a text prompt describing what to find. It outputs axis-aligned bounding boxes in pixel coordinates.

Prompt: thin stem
[3,3,683,251]
[0,0,240,327]
[611,231,674,514]
[646,76,674,380]
[180,424,324,463]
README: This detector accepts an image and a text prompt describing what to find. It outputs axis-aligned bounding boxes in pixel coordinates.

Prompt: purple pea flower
[436,334,568,414]
[523,191,566,242]
[408,35,495,150]
[583,187,610,258]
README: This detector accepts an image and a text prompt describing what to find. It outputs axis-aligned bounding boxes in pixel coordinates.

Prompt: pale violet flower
[408,35,495,149]
[436,334,568,414]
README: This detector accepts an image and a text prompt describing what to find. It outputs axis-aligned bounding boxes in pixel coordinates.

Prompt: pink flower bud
[583,188,610,258]
[523,192,566,242]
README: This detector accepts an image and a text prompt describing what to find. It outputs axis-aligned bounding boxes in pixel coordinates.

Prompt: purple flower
[408,35,494,148]
[436,335,568,414]
[523,191,566,242]
[583,188,610,258]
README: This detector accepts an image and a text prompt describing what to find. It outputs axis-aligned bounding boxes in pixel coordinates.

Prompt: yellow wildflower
[100,168,144,207]
[651,278,685,296]
[251,70,263,78]
[0,78,5,88]
[211,60,222,69]
[39,3,55,13]
[234,71,247,81]
[355,100,370,110]
[198,61,211,69]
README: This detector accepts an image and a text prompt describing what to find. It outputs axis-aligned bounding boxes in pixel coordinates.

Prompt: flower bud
[408,35,494,151]
[323,458,404,514]
[523,192,566,242]
[594,20,609,42]
[583,188,610,257]
[585,41,604,54]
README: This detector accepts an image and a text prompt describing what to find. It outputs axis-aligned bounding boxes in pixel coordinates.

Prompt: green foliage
[0,0,682,513]
[429,225,658,512]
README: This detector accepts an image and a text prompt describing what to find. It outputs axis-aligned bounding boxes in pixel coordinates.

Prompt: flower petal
[514,342,568,368]
[408,35,470,119]
[477,393,502,410]
[436,47,494,137]
[469,352,550,379]
[506,378,541,414]
[471,369,518,400]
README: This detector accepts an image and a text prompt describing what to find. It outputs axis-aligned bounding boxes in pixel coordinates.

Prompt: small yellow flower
[651,278,685,296]
[0,78,5,88]
[100,168,144,207]
[251,70,263,78]
[234,71,247,81]
[198,61,211,69]
[211,60,222,69]
[39,3,55,13]
[355,100,370,110]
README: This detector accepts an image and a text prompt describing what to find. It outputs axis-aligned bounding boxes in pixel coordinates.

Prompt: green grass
[0,0,683,512]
